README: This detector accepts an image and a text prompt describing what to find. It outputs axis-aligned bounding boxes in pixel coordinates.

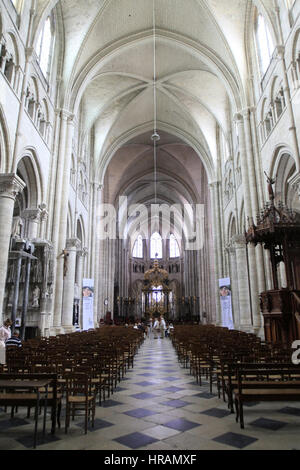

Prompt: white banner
[82,279,94,331]
[219,277,234,330]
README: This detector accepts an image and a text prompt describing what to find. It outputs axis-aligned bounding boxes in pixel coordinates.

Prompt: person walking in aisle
[147,317,153,338]
[153,317,160,339]
[160,315,166,339]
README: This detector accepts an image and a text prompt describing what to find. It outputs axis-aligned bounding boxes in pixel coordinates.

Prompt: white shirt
[160,318,166,330]
[0,326,11,348]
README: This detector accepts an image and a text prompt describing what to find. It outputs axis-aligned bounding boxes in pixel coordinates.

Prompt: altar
[142,259,172,319]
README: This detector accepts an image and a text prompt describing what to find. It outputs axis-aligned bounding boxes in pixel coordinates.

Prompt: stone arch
[227,213,237,243]
[1,31,20,91]
[6,30,20,66]
[66,203,73,240]
[76,216,86,247]
[271,149,299,212]
[291,27,300,63]
[97,122,215,185]
[239,201,245,234]
[0,104,11,173]
[16,151,43,209]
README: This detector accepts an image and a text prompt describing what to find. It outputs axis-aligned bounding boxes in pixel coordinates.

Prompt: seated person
[6,329,22,348]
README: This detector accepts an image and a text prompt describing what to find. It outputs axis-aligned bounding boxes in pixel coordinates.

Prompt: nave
[1,334,300,451]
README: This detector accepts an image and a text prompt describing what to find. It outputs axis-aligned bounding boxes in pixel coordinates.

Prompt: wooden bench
[233,366,300,429]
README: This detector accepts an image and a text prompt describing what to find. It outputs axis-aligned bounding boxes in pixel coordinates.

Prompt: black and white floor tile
[1,336,300,450]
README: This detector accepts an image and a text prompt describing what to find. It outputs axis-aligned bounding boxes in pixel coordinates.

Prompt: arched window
[133,235,143,259]
[169,234,180,258]
[255,14,275,75]
[35,15,55,79]
[150,232,162,259]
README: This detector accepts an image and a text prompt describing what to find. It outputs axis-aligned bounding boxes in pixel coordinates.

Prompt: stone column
[233,235,252,332]
[92,184,103,326]
[242,109,264,331]
[209,181,223,325]
[61,238,80,333]
[76,247,87,328]
[51,113,75,333]
[0,174,25,324]
[226,243,240,329]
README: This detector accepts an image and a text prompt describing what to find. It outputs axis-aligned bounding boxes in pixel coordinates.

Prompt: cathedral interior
[0,0,300,452]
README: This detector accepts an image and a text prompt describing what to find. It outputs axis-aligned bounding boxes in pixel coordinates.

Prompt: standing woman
[0,319,12,364]
[0,319,12,349]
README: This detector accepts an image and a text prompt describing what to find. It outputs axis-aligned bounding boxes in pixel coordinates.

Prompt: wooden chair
[64,372,96,434]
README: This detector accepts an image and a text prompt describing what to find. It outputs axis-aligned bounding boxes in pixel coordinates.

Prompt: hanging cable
[151,0,159,205]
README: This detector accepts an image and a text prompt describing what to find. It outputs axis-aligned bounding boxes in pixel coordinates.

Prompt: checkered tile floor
[1,336,300,450]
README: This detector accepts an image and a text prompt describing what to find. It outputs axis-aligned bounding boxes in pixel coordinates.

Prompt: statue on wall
[32,285,40,307]
[59,250,69,277]
[264,172,276,202]
[11,216,23,239]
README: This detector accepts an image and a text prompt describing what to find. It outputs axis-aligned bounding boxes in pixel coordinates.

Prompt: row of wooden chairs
[0,326,144,438]
[171,325,300,427]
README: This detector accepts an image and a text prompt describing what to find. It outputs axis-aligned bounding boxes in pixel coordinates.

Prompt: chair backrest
[65,372,91,398]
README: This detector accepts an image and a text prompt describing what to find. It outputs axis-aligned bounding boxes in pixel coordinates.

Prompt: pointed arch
[16,149,43,208]
[0,104,11,173]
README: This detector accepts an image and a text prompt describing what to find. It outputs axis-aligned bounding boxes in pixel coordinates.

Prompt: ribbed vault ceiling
[33,0,277,191]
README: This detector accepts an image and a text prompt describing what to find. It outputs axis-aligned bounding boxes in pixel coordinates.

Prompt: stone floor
[1,335,300,450]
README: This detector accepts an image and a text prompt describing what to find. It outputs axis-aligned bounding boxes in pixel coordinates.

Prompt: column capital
[232,234,246,247]
[233,112,243,123]
[59,109,75,122]
[92,181,104,191]
[39,203,49,222]
[0,174,25,200]
[274,45,285,59]
[288,173,300,198]
[77,247,88,257]
[237,108,251,119]
[25,47,34,61]
[225,241,236,254]
[21,207,42,222]
[66,238,81,250]
[208,180,221,189]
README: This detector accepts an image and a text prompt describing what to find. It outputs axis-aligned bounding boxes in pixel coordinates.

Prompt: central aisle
[36,334,300,451]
